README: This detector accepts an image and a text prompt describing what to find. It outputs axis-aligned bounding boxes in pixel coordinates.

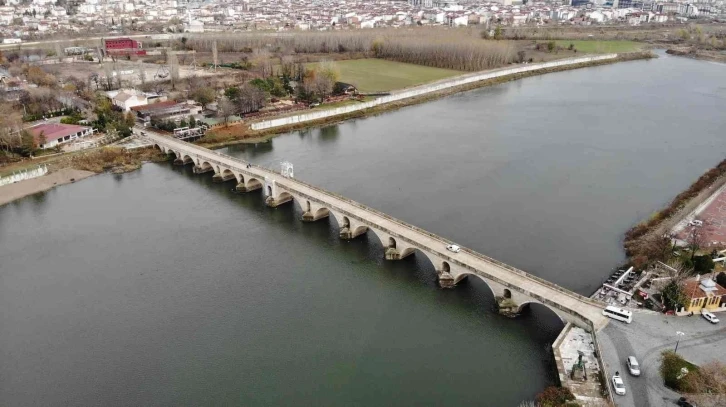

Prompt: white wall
[251,55,618,131]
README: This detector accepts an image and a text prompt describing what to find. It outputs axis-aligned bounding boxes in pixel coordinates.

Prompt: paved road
[143,130,610,330]
[598,311,726,407]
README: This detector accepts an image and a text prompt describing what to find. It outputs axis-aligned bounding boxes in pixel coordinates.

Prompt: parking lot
[598,311,726,407]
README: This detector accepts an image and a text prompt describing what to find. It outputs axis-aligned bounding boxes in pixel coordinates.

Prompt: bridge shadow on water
[160,159,565,345]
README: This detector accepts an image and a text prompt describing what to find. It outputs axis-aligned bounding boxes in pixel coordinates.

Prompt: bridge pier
[302,208,329,222]
[437,270,455,288]
[265,194,292,208]
[212,172,236,183]
[193,165,213,174]
[301,201,330,222]
[174,156,193,165]
[236,179,262,192]
[339,225,367,240]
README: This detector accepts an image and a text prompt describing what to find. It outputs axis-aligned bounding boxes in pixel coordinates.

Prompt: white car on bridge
[446,244,461,253]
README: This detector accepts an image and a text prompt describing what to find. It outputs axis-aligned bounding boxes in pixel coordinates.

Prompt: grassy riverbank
[201,51,655,149]
[624,157,726,266]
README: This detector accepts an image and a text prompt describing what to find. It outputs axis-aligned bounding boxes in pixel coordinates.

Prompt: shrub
[717,272,726,288]
[535,386,575,407]
[693,255,714,273]
[660,350,699,392]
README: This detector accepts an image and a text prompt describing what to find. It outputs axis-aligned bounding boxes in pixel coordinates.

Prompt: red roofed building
[681,276,726,313]
[104,37,146,57]
[29,123,93,149]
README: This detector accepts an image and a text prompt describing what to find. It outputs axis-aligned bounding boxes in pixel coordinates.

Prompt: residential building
[131,100,203,125]
[29,123,93,149]
[681,276,726,313]
[108,89,148,111]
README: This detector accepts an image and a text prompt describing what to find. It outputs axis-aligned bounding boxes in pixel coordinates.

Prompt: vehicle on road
[626,356,641,376]
[702,311,719,324]
[612,374,626,395]
[603,305,633,323]
[689,220,703,227]
[677,396,695,407]
[446,244,461,253]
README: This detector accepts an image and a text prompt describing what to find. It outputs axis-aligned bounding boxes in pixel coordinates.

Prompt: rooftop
[682,277,726,300]
[28,123,90,144]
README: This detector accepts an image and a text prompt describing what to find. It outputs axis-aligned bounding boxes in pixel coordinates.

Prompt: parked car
[677,396,695,407]
[689,220,703,227]
[612,374,626,395]
[702,311,720,324]
[446,244,461,253]
[626,356,641,376]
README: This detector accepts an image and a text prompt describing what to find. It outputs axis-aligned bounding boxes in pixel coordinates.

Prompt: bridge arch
[516,302,568,327]
[200,161,213,171]
[388,237,397,249]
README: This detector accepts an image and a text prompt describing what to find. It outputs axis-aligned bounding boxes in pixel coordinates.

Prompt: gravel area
[598,311,726,407]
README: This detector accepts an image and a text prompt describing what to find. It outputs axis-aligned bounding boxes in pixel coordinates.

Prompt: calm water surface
[1,53,725,406]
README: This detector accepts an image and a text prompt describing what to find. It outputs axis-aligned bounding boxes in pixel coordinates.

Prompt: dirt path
[0,168,96,206]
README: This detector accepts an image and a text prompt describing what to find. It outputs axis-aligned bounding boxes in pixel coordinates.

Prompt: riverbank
[0,147,167,206]
[666,47,726,64]
[624,158,726,266]
[199,51,655,149]
[0,168,95,206]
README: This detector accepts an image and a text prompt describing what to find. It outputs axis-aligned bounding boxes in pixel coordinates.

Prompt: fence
[251,54,618,131]
[0,165,48,187]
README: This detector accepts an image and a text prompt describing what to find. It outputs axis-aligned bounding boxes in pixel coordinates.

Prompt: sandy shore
[0,168,96,206]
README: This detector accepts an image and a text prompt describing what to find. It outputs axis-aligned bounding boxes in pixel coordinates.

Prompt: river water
[1,53,725,406]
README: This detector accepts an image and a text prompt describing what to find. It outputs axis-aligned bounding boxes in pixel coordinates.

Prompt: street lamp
[674,331,685,354]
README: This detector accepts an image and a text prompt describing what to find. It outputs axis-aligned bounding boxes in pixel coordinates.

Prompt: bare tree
[137,59,146,86]
[217,97,236,126]
[687,221,705,260]
[235,83,266,115]
[168,52,179,89]
[102,62,114,90]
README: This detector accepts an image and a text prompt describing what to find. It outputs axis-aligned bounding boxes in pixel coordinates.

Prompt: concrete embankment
[251,54,619,131]
[0,168,95,206]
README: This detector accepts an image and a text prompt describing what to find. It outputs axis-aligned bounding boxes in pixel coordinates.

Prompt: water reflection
[318,125,340,142]
[225,139,274,158]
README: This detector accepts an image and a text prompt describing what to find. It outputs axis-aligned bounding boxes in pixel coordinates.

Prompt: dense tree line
[185,29,516,71]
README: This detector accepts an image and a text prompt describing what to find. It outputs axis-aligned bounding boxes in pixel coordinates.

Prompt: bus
[602,306,632,323]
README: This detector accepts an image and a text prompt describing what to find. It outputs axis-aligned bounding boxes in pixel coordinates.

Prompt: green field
[554,40,644,54]
[308,59,461,93]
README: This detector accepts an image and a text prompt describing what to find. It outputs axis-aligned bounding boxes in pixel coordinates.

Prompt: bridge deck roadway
[143,130,608,331]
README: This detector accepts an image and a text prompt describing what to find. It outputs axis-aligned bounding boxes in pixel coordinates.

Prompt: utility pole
[674,331,685,354]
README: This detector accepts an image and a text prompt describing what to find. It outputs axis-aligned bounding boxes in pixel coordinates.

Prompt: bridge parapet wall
[250,54,618,131]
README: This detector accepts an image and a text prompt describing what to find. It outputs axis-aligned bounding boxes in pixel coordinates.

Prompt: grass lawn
[554,40,644,54]
[307,59,461,93]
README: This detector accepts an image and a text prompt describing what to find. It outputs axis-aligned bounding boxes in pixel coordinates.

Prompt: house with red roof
[681,275,726,313]
[28,123,93,150]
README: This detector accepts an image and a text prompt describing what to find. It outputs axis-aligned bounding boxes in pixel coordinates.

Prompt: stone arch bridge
[146,131,608,331]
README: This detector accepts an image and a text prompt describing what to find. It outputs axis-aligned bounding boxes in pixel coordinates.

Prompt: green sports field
[553,40,644,54]
[308,59,462,93]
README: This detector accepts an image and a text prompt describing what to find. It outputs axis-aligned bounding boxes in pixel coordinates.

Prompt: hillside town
[0,0,725,41]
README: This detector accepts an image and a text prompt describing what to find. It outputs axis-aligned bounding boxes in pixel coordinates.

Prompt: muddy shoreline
[0,168,96,206]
